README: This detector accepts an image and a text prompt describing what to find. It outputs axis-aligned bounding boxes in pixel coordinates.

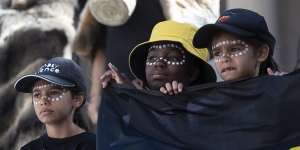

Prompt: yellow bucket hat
[129,20,216,83]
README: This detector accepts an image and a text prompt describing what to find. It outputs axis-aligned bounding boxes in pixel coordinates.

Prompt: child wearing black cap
[100,20,216,95]
[193,8,283,81]
[14,57,95,149]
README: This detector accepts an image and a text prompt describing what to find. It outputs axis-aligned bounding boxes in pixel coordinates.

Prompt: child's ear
[72,95,84,108]
[257,44,270,62]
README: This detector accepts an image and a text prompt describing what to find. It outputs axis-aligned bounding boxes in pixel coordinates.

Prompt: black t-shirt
[21,132,96,150]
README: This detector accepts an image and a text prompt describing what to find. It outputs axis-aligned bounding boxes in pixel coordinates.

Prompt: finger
[100,71,112,82]
[101,76,111,88]
[178,83,184,93]
[172,81,178,94]
[113,74,124,84]
[132,79,144,90]
[100,71,109,81]
[276,71,286,76]
[160,87,168,94]
[165,82,173,95]
[280,72,287,76]
[102,81,108,88]
[108,62,119,72]
[108,63,119,77]
[100,71,114,88]
[267,68,274,75]
[108,63,124,84]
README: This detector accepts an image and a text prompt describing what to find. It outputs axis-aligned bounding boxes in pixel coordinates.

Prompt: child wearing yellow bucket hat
[101,20,216,94]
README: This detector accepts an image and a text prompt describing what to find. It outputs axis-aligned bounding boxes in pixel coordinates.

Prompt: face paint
[211,40,249,63]
[146,43,186,66]
[32,84,68,105]
[33,84,55,90]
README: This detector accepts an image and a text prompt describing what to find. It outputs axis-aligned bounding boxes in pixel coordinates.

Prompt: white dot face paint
[146,43,186,66]
[211,40,249,63]
[32,84,68,105]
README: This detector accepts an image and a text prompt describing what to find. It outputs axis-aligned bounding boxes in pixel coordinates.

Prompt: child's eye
[47,88,63,95]
[146,56,157,62]
[166,56,180,62]
[33,93,40,98]
[49,90,62,96]
[212,50,221,57]
[231,47,242,52]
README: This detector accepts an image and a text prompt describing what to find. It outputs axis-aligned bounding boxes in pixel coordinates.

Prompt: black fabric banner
[97,69,300,150]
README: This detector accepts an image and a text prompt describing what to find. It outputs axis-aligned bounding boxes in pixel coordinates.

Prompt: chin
[148,81,164,90]
[221,75,238,81]
[39,118,53,124]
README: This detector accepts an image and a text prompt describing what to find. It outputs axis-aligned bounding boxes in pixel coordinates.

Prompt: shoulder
[64,132,96,150]
[77,132,96,143]
[77,132,96,150]
[20,137,43,150]
[69,132,96,149]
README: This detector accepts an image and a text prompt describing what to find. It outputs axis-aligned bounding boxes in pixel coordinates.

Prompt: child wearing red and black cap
[193,8,283,81]
[14,57,95,150]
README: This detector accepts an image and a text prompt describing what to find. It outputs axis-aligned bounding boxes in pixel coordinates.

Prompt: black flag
[97,70,300,150]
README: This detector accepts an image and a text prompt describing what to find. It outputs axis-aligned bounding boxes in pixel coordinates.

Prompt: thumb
[267,68,274,75]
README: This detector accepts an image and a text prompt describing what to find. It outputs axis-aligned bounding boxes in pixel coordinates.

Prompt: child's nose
[39,96,51,105]
[221,56,231,63]
[153,57,167,68]
[154,61,166,68]
[215,54,231,63]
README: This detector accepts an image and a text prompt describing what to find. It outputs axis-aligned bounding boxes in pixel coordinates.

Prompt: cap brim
[14,74,76,93]
[129,41,152,81]
[193,23,255,48]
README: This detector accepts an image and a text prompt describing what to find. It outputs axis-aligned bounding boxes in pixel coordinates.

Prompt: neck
[45,117,84,139]
[254,63,261,77]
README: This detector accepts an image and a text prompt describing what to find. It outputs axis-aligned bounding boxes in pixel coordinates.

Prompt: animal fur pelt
[0,0,93,149]
[71,0,219,125]
[73,0,219,56]
[0,58,46,150]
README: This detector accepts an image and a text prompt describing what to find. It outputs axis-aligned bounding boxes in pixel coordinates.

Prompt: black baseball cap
[193,8,276,54]
[14,57,87,99]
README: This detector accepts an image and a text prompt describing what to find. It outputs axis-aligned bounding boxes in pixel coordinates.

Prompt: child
[14,57,95,149]
[193,8,281,81]
[100,20,216,95]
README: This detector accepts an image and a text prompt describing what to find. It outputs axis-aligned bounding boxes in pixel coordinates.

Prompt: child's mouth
[40,109,54,116]
[151,73,168,79]
[221,67,236,73]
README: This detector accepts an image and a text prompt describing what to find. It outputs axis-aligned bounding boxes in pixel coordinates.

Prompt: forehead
[212,32,242,43]
[33,80,61,90]
[148,46,183,55]
[34,80,51,86]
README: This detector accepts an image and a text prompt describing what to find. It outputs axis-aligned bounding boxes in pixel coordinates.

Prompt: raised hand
[100,63,128,88]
